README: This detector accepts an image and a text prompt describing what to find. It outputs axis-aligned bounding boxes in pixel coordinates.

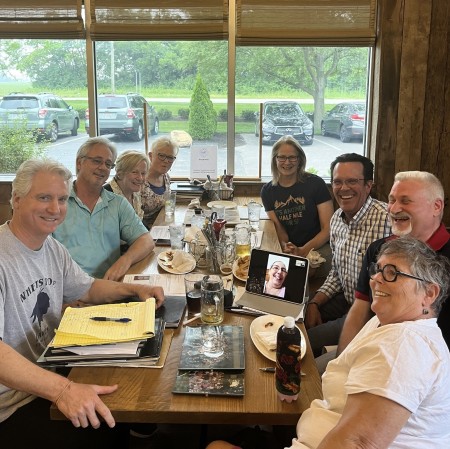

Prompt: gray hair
[11,159,72,209]
[150,136,179,157]
[394,171,444,201]
[115,150,150,178]
[76,136,118,163]
[377,237,450,315]
[270,135,307,185]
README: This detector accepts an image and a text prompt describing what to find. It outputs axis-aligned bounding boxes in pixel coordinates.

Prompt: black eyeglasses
[368,262,427,283]
[157,153,176,163]
[331,178,365,188]
[275,155,299,163]
[83,156,115,170]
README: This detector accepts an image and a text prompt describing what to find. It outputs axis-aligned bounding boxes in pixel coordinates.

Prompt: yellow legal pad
[52,299,155,347]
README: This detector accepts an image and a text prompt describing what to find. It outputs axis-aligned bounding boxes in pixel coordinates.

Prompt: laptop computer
[235,249,309,320]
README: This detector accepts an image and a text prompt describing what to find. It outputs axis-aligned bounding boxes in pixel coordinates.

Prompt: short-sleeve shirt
[355,223,450,348]
[318,196,391,303]
[291,317,450,449]
[261,174,332,247]
[0,223,93,422]
[53,186,148,278]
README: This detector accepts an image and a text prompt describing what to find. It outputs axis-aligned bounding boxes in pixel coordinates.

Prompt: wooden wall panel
[374,0,450,224]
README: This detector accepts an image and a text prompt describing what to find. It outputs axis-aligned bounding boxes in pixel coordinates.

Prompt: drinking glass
[248,201,262,230]
[169,223,185,250]
[234,223,252,258]
[164,191,176,217]
[200,275,224,325]
[184,273,204,316]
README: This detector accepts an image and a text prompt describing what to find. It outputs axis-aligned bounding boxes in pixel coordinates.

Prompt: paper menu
[52,299,155,347]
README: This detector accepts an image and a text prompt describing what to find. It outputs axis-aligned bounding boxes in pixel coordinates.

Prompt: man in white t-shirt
[0,159,164,447]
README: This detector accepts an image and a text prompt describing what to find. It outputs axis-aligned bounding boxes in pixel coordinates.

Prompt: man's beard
[391,216,413,237]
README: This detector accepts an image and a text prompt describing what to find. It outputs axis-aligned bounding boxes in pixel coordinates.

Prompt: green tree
[188,75,217,139]
[14,40,87,90]
[0,124,47,173]
[238,47,368,130]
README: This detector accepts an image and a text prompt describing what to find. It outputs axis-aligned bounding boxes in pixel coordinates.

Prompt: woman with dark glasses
[141,136,179,228]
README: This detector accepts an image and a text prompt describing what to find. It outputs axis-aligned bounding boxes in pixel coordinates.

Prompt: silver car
[85,93,159,142]
[0,92,79,142]
[321,102,366,142]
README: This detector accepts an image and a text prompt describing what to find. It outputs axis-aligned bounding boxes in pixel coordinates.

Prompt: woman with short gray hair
[207,237,450,449]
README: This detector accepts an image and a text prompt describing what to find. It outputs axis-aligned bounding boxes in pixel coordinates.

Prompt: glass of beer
[234,223,252,258]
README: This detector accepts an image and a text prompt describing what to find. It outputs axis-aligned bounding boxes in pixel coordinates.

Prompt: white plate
[157,251,196,275]
[232,259,248,282]
[250,315,306,362]
[206,200,238,209]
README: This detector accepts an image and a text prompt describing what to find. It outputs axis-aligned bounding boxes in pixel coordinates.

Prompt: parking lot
[45,131,363,180]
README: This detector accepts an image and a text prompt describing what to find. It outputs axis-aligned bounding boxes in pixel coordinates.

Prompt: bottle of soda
[276,316,301,402]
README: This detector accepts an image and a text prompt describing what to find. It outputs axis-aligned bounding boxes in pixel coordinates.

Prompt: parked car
[85,93,159,142]
[321,101,366,142]
[0,92,79,142]
[255,101,314,145]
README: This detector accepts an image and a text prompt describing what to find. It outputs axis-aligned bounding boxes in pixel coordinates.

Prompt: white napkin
[307,249,326,267]
[184,225,207,243]
[187,198,201,209]
[255,331,277,351]
[171,250,194,273]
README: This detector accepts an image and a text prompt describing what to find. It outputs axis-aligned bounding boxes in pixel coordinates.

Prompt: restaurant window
[0,1,377,180]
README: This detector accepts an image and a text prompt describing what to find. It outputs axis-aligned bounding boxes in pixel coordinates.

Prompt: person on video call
[263,260,288,298]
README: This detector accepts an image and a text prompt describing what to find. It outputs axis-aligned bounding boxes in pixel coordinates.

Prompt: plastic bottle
[276,316,301,402]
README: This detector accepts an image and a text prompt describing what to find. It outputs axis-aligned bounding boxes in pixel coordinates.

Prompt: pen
[259,367,276,373]
[90,317,132,323]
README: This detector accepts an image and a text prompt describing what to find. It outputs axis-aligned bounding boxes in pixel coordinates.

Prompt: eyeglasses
[275,155,299,163]
[157,153,176,163]
[331,178,365,188]
[83,156,115,170]
[368,262,427,283]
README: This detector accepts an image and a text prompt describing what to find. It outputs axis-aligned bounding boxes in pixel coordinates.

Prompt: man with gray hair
[0,158,164,445]
[53,137,154,280]
[337,170,450,354]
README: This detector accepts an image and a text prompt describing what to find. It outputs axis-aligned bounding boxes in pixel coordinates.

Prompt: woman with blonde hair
[261,135,334,276]
[141,136,179,228]
[104,150,149,220]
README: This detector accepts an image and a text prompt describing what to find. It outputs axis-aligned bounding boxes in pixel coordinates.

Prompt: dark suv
[255,101,314,145]
[85,93,159,142]
[0,92,79,142]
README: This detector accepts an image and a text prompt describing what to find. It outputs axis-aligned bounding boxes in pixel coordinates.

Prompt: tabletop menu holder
[173,325,245,396]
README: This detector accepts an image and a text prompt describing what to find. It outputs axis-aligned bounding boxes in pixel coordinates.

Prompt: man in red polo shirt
[335,171,450,356]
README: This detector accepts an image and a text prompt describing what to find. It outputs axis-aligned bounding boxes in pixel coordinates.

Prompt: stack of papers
[37,299,172,368]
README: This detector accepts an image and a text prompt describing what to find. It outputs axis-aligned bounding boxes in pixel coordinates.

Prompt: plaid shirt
[317,196,391,304]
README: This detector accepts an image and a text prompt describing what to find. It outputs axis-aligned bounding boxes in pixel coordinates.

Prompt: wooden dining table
[51,198,322,425]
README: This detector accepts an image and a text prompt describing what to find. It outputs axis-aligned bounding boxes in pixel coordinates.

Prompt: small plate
[206,200,238,210]
[250,315,306,362]
[232,259,248,282]
[157,251,196,275]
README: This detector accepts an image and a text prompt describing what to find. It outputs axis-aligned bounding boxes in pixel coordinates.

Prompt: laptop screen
[244,249,309,304]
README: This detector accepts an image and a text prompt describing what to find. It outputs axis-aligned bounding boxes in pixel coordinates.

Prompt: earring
[422,308,429,315]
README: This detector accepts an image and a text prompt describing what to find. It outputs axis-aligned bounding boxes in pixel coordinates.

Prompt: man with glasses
[337,170,450,354]
[306,153,391,361]
[53,137,154,281]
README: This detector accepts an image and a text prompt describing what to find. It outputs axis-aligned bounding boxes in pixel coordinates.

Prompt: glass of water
[169,223,185,250]
[247,201,262,230]
[164,191,176,217]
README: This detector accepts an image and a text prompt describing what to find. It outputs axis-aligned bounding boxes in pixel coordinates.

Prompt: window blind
[0,0,84,39]
[89,0,229,41]
[236,0,377,46]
